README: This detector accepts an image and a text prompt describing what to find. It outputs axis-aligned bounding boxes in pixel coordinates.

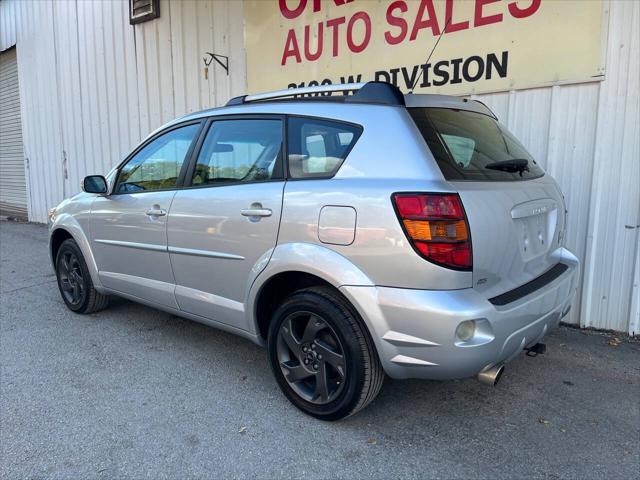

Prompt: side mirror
[82,175,108,194]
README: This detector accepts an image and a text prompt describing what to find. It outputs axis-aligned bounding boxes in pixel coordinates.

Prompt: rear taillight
[392,193,472,270]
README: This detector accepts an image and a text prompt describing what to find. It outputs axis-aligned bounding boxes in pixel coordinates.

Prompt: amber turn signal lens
[402,219,468,242]
[403,219,432,240]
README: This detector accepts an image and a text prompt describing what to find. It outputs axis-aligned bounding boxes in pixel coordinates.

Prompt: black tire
[55,238,109,314]
[267,286,384,421]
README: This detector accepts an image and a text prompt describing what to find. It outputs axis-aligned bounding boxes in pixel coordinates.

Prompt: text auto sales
[278,0,540,89]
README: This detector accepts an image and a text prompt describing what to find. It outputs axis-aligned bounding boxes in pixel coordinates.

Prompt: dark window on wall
[129,0,160,25]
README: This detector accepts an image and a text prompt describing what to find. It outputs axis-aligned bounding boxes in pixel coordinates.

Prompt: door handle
[241,206,272,218]
[146,208,167,217]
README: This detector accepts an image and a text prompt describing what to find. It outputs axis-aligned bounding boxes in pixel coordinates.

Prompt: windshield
[409,107,545,181]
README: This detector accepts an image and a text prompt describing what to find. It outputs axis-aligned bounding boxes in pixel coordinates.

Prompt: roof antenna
[409,17,452,94]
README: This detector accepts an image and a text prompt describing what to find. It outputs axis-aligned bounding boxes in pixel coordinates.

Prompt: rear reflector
[392,193,472,270]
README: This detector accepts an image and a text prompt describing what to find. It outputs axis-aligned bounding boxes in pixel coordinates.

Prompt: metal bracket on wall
[203,52,229,79]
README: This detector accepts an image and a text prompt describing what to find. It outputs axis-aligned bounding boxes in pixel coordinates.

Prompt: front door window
[116,123,200,193]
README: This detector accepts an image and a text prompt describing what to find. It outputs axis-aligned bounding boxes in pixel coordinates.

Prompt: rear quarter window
[287,117,362,179]
[409,107,545,181]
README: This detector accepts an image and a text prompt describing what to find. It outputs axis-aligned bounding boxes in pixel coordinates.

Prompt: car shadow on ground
[103,294,637,430]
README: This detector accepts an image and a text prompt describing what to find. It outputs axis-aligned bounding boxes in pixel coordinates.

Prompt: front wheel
[55,238,109,314]
[267,287,384,420]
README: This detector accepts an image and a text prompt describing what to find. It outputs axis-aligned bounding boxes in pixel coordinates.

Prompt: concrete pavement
[1,221,638,479]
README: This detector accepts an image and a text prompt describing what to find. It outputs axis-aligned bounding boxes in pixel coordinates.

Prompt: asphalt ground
[1,220,638,479]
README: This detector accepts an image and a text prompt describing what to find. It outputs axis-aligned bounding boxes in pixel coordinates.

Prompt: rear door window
[409,108,545,181]
[191,119,283,186]
[287,117,362,178]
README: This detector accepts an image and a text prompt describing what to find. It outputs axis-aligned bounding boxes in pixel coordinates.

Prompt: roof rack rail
[226,81,405,107]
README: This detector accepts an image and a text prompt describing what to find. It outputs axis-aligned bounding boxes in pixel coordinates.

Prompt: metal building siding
[580,0,639,334]
[66,0,142,197]
[133,0,247,132]
[0,47,27,218]
[14,0,65,224]
[9,0,246,223]
[0,0,17,52]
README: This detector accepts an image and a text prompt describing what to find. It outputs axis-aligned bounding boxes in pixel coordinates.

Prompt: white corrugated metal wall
[6,0,246,222]
[580,0,639,334]
[0,0,16,51]
[0,0,638,334]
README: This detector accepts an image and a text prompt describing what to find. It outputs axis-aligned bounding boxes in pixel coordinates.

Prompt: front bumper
[340,248,580,380]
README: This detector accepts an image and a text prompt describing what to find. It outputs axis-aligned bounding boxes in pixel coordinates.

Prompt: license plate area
[511,199,558,261]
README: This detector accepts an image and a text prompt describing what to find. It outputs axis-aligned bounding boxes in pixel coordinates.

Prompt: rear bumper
[340,248,580,380]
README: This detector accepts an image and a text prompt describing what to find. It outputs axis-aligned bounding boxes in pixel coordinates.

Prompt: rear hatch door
[408,106,566,299]
[454,178,564,298]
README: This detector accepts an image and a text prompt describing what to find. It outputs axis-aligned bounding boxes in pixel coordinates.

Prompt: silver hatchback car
[49,82,579,420]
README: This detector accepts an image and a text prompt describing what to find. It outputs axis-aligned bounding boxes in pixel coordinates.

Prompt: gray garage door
[0,47,27,219]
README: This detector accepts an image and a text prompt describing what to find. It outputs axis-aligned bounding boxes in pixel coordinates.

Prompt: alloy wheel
[276,311,346,405]
[58,251,85,306]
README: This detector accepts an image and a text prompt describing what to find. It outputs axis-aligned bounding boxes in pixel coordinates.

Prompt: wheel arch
[50,227,73,265]
[49,215,104,292]
[246,242,375,345]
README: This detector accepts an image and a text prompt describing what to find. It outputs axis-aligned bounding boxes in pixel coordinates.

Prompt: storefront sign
[244,0,605,95]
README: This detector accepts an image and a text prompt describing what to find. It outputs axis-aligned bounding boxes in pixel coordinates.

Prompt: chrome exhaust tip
[477,364,505,386]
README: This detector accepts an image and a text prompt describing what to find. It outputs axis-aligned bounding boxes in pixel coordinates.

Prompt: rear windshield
[409,108,545,181]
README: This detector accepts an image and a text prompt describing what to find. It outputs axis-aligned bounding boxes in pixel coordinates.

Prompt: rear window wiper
[484,158,530,175]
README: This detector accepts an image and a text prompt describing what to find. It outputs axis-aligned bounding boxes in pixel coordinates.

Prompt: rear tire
[55,238,109,314]
[267,286,384,420]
